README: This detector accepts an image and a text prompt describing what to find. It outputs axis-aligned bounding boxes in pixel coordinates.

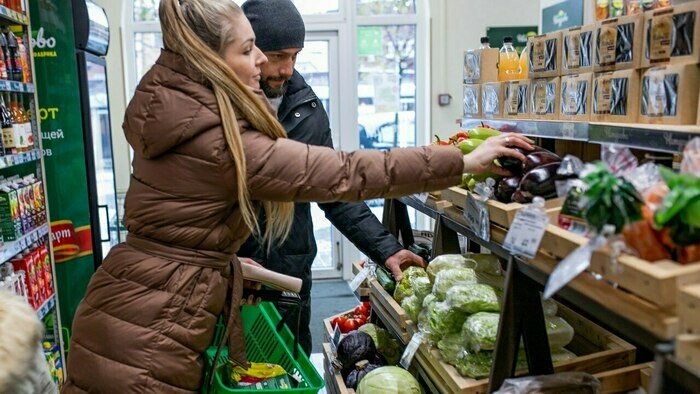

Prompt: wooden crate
[539,224,700,311]
[595,363,653,393]
[679,284,700,334]
[676,334,700,373]
[404,303,635,393]
[351,260,370,299]
[322,307,359,343]
[322,342,355,394]
[442,186,563,228]
[368,279,412,344]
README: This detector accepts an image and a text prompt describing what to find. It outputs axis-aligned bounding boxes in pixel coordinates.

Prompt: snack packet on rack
[229,362,291,389]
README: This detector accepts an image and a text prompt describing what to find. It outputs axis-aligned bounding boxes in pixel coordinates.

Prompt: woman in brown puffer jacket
[62,0,532,392]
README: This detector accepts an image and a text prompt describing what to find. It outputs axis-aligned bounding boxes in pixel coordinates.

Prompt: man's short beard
[261,79,289,98]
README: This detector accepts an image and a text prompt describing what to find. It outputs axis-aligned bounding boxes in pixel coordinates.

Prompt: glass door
[80,53,120,263]
[296,32,343,279]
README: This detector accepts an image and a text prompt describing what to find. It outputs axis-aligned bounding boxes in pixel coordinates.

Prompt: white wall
[93,0,130,196]
[429,0,541,136]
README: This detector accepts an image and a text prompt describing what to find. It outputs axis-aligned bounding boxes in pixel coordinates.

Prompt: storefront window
[134,33,162,82]
[133,0,158,22]
[356,0,416,15]
[292,0,340,14]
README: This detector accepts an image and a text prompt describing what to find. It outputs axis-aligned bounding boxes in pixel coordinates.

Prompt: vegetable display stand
[203,302,324,394]
[368,279,413,344]
[679,284,700,334]
[351,261,370,299]
[595,363,653,393]
[676,335,700,374]
[322,343,355,394]
[322,307,356,343]
[442,186,563,228]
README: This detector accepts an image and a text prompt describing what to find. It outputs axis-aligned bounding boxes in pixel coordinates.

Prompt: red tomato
[354,305,370,317]
[356,315,368,324]
[342,318,359,332]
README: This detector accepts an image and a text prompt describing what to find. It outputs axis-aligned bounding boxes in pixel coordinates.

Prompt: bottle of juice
[596,0,610,20]
[479,36,491,49]
[8,93,22,153]
[518,44,529,79]
[0,33,10,81]
[610,0,625,17]
[0,94,12,155]
[498,36,519,81]
[20,96,31,148]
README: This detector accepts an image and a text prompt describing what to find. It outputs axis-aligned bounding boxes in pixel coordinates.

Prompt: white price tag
[349,263,375,292]
[464,193,490,241]
[504,208,549,259]
[413,192,430,204]
[330,323,342,354]
[399,331,425,369]
[562,122,576,139]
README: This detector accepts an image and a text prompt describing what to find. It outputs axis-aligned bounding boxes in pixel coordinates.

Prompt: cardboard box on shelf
[481,82,504,119]
[594,13,644,72]
[560,73,593,122]
[463,48,499,84]
[640,63,700,125]
[591,69,641,123]
[463,84,482,118]
[642,2,700,68]
[562,24,595,75]
[528,32,562,78]
[504,79,531,119]
[530,77,560,120]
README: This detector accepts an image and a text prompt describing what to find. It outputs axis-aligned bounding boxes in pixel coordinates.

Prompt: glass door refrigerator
[30,0,118,335]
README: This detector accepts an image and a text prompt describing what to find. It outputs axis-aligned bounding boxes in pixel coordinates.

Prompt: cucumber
[375,266,396,294]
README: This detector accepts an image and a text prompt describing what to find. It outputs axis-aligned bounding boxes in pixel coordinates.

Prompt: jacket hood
[123,50,222,159]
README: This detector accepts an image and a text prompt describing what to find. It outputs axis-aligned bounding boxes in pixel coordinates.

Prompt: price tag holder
[504,207,549,259]
[349,262,375,292]
[399,331,425,370]
[413,192,430,204]
[330,322,342,354]
[464,193,490,241]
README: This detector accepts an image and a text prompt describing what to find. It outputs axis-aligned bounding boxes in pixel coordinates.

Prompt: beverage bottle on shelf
[518,44,529,79]
[479,36,491,49]
[21,95,32,148]
[5,30,22,82]
[0,33,10,81]
[9,93,24,152]
[642,0,657,11]
[596,0,610,20]
[626,0,642,14]
[609,0,625,17]
[16,37,28,83]
[0,35,7,80]
[656,0,671,7]
[0,93,13,155]
[498,36,519,81]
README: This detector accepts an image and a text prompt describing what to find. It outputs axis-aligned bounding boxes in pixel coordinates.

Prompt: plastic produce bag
[393,266,429,304]
[427,301,469,340]
[475,271,506,289]
[545,316,575,348]
[494,372,601,394]
[467,253,503,276]
[437,333,468,365]
[426,254,476,283]
[681,137,700,176]
[551,347,577,364]
[446,283,501,314]
[401,294,422,323]
[462,312,500,352]
[454,351,494,379]
[556,155,585,198]
[600,145,638,176]
[433,267,477,300]
[625,162,662,195]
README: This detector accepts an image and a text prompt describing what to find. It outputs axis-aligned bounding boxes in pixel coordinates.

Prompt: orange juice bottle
[498,36,519,81]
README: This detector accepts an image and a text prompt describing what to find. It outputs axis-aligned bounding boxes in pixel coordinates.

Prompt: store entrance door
[296,32,344,280]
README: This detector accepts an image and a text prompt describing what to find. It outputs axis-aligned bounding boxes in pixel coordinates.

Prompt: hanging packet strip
[504,197,550,259]
[464,178,495,242]
[349,261,376,292]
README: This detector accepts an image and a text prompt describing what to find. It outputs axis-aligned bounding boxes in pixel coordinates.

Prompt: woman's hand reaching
[462,133,533,175]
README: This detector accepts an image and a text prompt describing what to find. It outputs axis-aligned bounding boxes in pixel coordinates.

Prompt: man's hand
[384,249,426,281]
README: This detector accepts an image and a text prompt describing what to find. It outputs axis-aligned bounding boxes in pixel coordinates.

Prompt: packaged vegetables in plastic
[401,295,422,323]
[462,312,500,352]
[437,333,468,365]
[433,267,477,300]
[358,324,402,366]
[393,266,430,304]
[426,254,476,283]
[446,284,501,314]
[427,301,469,340]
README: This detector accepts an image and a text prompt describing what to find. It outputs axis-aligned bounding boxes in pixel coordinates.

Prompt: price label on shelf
[413,192,430,204]
[400,331,425,370]
[562,122,576,139]
[330,323,342,353]
[349,262,375,292]
[464,193,490,241]
[503,206,549,259]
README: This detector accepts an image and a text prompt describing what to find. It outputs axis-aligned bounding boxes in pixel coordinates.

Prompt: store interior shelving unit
[0,2,65,386]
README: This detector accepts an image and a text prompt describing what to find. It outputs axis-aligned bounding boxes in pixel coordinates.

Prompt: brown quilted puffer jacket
[61,50,464,393]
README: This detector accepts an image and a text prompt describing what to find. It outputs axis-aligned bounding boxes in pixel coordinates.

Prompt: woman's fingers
[498,146,527,162]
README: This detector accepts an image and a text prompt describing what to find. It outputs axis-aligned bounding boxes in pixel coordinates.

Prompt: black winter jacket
[238,70,404,294]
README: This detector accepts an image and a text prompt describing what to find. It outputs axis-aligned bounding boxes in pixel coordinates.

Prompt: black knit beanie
[242,0,306,52]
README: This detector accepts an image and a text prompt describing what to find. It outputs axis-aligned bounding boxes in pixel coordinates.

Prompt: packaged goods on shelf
[560,73,593,121]
[463,48,499,84]
[643,1,700,67]
[530,77,561,120]
[562,24,595,75]
[594,13,644,71]
[591,69,641,122]
[463,84,481,118]
[504,79,531,119]
[528,32,563,78]
[481,82,504,119]
[640,63,700,125]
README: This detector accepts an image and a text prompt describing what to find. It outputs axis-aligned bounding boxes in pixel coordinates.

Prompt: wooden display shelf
[442,186,563,229]
[368,279,412,344]
[679,284,700,334]
[676,335,700,374]
[351,260,370,299]
[405,303,635,394]
[596,363,653,393]
[540,225,700,311]
[323,342,355,394]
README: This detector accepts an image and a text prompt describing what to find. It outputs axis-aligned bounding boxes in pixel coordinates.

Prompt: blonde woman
[62,0,532,392]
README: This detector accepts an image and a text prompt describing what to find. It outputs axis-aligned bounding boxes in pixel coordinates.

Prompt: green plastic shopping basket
[202,302,324,393]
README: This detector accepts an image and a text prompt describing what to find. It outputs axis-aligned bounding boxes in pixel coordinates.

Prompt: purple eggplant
[496,176,521,203]
[522,151,562,174]
[516,162,562,201]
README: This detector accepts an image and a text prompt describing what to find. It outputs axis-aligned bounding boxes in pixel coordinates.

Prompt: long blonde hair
[159,0,294,244]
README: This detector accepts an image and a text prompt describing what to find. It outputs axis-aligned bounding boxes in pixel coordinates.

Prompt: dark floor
[309,279,357,353]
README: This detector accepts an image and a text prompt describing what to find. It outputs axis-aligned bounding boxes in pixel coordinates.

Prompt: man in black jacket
[241,0,425,355]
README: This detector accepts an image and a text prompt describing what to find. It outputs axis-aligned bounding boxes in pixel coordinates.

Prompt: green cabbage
[401,295,422,323]
[462,312,500,352]
[412,276,432,302]
[393,267,429,304]
[358,324,402,365]
[433,268,477,300]
[356,366,423,394]
[446,284,500,314]
[427,301,469,340]
[546,316,575,348]
[454,351,494,379]
[475,271,506,289]
[422,293,437,309]
[437,333,467,365]
[426,254,475,282]
[551,347,577,364]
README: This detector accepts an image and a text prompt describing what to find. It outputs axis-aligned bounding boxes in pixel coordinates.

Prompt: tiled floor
[309,352,327,394]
